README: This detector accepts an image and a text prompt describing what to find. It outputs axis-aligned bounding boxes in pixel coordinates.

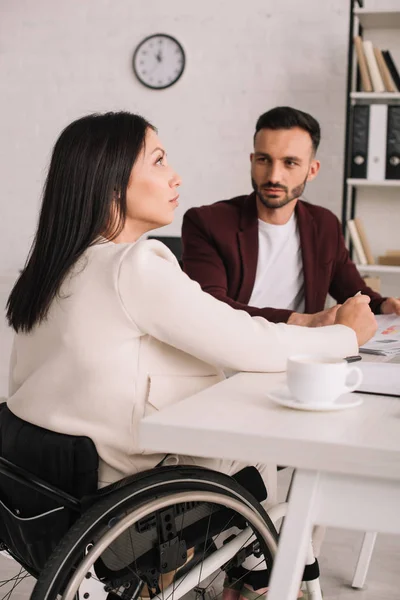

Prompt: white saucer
[267,386,363,412]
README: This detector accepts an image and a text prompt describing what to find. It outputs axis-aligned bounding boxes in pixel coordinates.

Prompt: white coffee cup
[287,354,363,406]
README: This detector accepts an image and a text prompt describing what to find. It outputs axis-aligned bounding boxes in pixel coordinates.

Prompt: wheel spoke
[171,501,186,600]
[195,504,213,600]
[31,476,277,600]
[0,567,30,600]
[163,512,256,600]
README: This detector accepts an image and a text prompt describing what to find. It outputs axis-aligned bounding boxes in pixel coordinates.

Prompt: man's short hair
[255,106,321,154]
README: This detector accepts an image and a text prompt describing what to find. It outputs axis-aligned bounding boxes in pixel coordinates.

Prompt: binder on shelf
[347,219,367,265]
[354,36,373,92]
[367,104,387,181]
[362,40,385,92]
[373,47,397,93]
[350,105,369,179]
[382,50,400,91]
[354,217,375,265]
[386,105,400,180]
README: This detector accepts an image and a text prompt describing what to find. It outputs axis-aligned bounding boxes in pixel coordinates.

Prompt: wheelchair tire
[31,466,278,600]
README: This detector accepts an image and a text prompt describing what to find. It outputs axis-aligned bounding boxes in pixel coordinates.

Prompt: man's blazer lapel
[297,201,317,313]
[237,193,259,304]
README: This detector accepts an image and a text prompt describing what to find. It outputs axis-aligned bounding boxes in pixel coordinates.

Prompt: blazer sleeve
[328,216,386,314]
[182,208,294,323]
[118,241,358,373]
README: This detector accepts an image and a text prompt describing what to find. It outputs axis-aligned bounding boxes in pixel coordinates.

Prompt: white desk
[139,371,400,600]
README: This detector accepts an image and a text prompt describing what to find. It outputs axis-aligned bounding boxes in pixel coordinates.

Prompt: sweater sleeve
[118,241,358,372]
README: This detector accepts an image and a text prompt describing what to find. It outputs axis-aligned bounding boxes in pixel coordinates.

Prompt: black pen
[345,355,362,363]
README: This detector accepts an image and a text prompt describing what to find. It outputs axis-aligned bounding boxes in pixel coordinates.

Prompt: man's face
[250,127,320,210]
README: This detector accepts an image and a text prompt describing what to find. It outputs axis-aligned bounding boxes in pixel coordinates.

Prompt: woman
[6,112,374,598]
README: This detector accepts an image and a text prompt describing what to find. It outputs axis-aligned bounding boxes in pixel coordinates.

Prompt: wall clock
[133,34,185,90]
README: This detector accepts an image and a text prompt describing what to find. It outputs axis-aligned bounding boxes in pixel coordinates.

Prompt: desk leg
[267,469,321,600]
[352,531,377,589]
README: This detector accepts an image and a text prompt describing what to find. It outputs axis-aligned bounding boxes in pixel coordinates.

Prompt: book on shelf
[354,217,375,265]
[373,47,398,93]
[363,276,381,294]
[362,40,385,93]
[378,250,400,266]
[347,219,367,265]
[353,37,400,93]
[354,36,373,92]
[382,50,400,92]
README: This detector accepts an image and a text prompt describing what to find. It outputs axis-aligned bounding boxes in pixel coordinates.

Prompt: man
[182,106,400,325]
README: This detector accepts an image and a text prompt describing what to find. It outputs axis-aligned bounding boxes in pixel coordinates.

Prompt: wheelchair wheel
[31,466,278,600]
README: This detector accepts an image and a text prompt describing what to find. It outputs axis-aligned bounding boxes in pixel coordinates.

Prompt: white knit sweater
[8,239,357,484]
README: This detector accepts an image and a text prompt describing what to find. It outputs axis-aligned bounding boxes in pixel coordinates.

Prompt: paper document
[360,315,400,357]
[357,361,400,396]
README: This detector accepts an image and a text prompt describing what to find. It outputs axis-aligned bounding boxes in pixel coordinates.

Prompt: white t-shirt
[249,214,305,312]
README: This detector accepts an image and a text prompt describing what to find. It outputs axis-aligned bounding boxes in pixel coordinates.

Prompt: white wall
[1,0,399,281]
[0,0,353,274]
[1,0,400,391]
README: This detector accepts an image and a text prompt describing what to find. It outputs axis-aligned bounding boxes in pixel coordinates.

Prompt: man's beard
[251,175,308,210]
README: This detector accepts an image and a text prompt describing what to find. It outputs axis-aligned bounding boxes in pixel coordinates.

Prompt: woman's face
[123,128,181,240]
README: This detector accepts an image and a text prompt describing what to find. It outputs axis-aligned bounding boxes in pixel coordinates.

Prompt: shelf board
[351,92,400,103]
[347,179,400,188]
[354,8,400,29]
[356,264,400,275]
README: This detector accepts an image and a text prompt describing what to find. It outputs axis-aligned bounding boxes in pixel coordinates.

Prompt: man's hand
[335,294,378,347]
[381,297,400,315]
[288,305,341,327]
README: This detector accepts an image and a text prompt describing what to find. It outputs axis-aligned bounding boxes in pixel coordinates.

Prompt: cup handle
[344,366,363,393]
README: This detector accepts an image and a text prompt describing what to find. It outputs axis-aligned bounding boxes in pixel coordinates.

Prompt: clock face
[133,34,185,90]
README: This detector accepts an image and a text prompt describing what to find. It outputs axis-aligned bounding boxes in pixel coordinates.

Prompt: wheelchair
[0,403,321,599]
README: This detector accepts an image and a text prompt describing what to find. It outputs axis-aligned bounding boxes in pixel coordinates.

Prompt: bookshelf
[356,264,400,275]
[341,1,400,291]
[353,9,400,30]
[347,178,400,187]
[350,91,400,101]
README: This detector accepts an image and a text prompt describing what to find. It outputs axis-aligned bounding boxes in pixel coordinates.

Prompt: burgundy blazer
[181,193,385,323]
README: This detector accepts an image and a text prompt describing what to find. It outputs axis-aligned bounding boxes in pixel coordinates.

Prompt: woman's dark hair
[7,111,154,333]
[254,106,321,154]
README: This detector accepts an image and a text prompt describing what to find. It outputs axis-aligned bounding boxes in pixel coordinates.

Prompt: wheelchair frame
[0,448,322,600]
